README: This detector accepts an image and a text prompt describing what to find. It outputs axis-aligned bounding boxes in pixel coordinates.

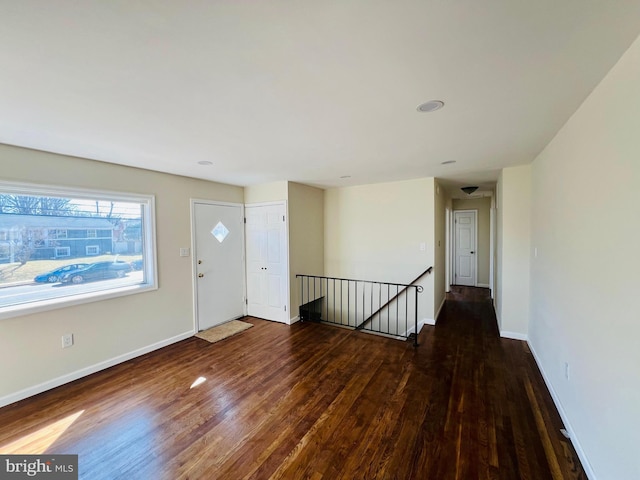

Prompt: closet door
[245,203,288,323]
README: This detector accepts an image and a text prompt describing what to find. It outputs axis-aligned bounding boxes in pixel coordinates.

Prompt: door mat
[195,320,253,344]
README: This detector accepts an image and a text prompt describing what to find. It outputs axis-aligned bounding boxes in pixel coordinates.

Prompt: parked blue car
[34,264,90,283]
[59,261,132,284]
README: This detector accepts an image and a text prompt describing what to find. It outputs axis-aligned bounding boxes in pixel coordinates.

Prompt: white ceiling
[1,1,639,192]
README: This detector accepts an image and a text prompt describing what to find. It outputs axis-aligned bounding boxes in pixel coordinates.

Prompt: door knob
[198,273,204,278]
[198,260,202,264]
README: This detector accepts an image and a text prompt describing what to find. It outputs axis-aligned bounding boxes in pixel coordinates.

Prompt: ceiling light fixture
[197,161,213,166]
[340,175,351,179]
[441,160,456,165]
[417,100,444,113]
[461,186,479,195]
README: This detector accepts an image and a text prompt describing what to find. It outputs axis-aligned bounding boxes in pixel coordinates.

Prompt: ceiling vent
[416,100,444,112]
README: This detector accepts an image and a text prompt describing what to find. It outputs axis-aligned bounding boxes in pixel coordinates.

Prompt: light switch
[420,242,426,251]
[180,247,190,257]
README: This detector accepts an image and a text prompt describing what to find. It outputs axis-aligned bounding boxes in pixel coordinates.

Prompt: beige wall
[324,178,436,321]
[0,144,243,405]
[288,182,324,320]
[529,34,640,480]
[495,165,531,338]
[243,181,288,204]
[244,180,324,322]
[452,197,491,286]
[433,180,447,320]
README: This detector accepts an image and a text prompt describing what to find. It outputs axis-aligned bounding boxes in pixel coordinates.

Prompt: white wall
[0,144,243,406]
[529,34,640,480]
[324,178,435,322]
[495,165,531,339]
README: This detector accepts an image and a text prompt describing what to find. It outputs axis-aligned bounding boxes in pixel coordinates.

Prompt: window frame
[0,180,158,320]
[54,246,71,258]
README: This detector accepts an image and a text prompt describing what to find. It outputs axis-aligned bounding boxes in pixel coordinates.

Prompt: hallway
[425,285,585,478]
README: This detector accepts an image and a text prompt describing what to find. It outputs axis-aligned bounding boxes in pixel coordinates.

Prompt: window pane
[0,186,155,314]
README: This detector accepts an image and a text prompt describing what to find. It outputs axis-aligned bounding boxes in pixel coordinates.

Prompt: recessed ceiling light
[417,100,444,113]
[198,161,213,166]
[441,160,456,165]
[340,175,351,179]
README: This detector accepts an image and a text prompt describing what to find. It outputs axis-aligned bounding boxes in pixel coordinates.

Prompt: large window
[0,181,157,319]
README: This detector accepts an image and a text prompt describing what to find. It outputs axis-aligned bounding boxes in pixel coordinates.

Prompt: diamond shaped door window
[211,222,229,243]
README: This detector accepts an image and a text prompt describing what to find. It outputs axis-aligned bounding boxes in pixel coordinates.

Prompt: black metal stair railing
[356,266,432,332]
[296,273,425,347]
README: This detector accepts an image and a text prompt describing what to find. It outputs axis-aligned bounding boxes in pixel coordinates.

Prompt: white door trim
[190,199,246,332]
[245,200,287,207]
[453,209,478,287]
[445,207,451,293]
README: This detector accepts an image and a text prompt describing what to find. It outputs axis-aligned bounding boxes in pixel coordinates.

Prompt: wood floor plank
[0,287,587,479]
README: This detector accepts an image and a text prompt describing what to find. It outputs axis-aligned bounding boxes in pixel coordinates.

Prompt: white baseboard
[528,341,596,480]
[405,319,432,337]
[499,330,528,341]
[0,330,194,409]
[477,283,490,288]
[289,315,300,324]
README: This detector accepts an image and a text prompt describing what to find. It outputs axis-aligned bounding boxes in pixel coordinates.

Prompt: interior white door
[454,210,477,287]
[193,202,245,331]
[245,204,288,323]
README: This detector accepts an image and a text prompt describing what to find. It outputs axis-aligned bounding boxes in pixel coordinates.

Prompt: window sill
[0,282,158,321]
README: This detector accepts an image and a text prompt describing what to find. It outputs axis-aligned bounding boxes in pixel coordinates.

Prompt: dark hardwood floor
[0,287,586,479]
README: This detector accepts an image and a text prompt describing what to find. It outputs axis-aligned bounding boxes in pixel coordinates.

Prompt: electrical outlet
[62,333,74,349]
[179,247,190,257]
[564,362,570,381]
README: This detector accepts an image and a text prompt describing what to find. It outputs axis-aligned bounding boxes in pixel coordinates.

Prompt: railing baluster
[378,283,381,332]
[333,278,336,323]
[362,282,365,328]
[414,287,418,347]
[355,282,358,327]
[340,280,343,325]
[370,283,373,331]
[348,280,351,326]
[396,285,399,336]
[387,284,391,333]
[405,287,408,337]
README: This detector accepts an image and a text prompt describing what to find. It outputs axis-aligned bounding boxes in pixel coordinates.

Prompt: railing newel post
[414,286,419,347]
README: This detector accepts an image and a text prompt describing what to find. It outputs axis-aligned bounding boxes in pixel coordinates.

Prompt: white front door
[454,210,477,287]
[193,201,245,331]
[245,203,288,323]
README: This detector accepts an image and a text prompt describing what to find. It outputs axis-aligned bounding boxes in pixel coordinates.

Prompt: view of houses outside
[0,193,145,307]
